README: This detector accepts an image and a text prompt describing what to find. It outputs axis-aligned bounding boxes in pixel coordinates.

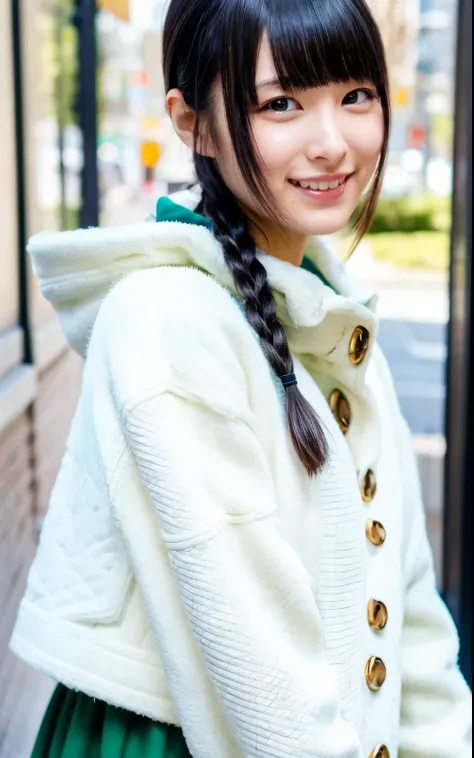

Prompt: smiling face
[210,35,385,248]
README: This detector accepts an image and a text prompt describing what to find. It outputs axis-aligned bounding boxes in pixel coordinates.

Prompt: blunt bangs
[266,0,388,98]
[216,0,389,113]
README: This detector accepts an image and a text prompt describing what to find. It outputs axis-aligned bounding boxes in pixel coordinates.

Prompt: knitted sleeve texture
[121,391,364,758]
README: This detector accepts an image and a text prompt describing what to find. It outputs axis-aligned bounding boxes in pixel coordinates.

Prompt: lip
[289,174,353,202]
[290,172,352,183]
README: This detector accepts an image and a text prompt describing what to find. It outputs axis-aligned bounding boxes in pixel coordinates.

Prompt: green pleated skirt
[32,684,192,758]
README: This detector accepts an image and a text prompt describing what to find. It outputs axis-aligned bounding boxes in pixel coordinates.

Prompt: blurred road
[347,249,449,436]
[379,318,447,435]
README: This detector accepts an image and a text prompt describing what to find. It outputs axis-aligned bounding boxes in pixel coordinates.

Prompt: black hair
[163,0,391,477]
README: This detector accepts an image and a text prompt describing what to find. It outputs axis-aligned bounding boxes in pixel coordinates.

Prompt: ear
[166,89,215,158]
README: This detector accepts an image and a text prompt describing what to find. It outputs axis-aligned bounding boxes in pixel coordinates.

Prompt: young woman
[11,0,472,756]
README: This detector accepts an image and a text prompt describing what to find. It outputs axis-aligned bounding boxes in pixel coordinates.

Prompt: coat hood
[27,185,377,360]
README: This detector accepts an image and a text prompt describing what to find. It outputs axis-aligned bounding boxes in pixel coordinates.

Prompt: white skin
[167,33,385,267]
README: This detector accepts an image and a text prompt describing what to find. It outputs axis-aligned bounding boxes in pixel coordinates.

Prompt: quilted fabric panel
[26,448,132,625]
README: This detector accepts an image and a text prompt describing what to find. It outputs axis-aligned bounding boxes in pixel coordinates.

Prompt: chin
[300,216,352,237]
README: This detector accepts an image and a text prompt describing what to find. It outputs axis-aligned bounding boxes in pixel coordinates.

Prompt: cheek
[349,114,385,171]
[252,121,300,173]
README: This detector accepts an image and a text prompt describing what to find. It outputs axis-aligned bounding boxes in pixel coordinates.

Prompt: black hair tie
[280,371,298,390]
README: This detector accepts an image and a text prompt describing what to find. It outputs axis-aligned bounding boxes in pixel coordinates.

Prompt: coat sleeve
[118,389,364,758]
[397,416,472,757]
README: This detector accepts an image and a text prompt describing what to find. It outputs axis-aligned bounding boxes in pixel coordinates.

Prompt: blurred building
[368,0,420,89]
[417,0,458,181]
[0,2,83,755]
[418,0,457,80]
[368,0,458,197]
[96,4,194,227]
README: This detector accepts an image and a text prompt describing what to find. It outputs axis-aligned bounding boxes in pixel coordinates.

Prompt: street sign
[141,141,161,169]
[393,88,411,109]
[96,0,130,22]
[408,124,427,150]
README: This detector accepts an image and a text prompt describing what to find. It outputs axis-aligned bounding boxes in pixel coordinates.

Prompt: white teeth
[292,177,347,191]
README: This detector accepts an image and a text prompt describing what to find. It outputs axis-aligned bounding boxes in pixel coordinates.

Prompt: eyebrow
[256,77,282,90]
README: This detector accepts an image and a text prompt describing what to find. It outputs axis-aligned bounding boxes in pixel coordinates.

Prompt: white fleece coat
[11,189,472,757]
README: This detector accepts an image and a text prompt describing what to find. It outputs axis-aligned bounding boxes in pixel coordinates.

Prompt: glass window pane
[22,0,81,326]
[0,1,20,335]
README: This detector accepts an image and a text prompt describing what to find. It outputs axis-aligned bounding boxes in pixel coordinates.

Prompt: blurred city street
[380,317,447,435]
[347,251,449,435]
[0,0,471,755]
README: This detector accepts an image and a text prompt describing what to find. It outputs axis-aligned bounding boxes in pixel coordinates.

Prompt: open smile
[288,173,354,201]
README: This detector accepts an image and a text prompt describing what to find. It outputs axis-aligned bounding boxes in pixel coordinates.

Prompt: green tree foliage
[39,0,78,127]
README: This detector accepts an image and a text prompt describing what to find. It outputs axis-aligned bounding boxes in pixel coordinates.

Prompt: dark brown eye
[264,97,300,113]
[343,89,375,106]
[269,98,291,111]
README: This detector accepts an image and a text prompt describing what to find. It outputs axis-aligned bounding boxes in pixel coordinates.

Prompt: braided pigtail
[163,0,391,476]
[196,157,328,477]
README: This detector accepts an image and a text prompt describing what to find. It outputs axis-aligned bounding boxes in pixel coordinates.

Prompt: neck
[246,211,307,267]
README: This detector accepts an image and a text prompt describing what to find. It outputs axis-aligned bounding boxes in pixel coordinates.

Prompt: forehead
[255,33,277,84]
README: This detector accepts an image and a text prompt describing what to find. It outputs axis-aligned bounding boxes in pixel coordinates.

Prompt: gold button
[368,599,389,631]
[366,519,387,547]
[369,746,390,758]
[361,469,377,502]
[329,389,351,435]
[365,656,387,691]
[349,326,370,365]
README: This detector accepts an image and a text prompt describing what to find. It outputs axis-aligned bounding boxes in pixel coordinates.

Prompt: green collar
[156,196,212,230]
[299,255,336,293]
[156,196,336,293]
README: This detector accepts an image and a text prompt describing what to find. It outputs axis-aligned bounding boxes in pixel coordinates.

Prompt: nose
[306,113,348,167]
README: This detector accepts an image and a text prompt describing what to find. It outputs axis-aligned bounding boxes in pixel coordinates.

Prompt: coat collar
[28,186,379,381]
[155,190,379,396]
[158,188,382,479]
[156,195,340,295]
[159,187,377,308]
[28,186,382,473]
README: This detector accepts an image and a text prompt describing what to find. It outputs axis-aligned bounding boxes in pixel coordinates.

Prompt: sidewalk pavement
[345,243,449,324]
